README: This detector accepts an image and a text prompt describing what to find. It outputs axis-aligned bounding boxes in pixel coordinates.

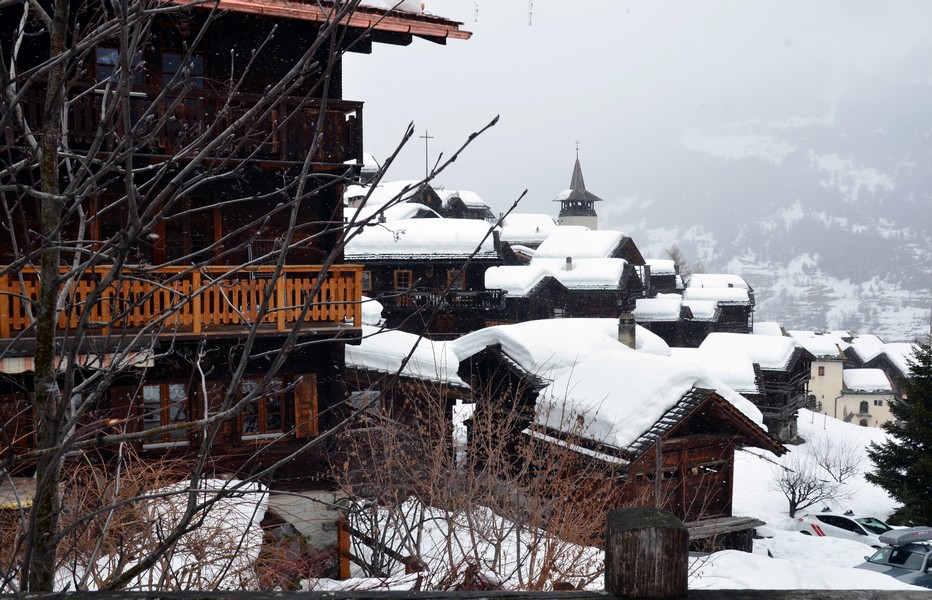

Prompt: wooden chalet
[434,189,496,222]
[0,1,469,481]
[844,336,915,403]
[634,272,758,348]
[698,333,814,443]
[452,321,786,551]
[344,218,510,337]
[683,274,755,334]
[484,229,648,324]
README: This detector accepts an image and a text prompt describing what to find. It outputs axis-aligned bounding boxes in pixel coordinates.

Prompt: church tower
[554,156,602,230]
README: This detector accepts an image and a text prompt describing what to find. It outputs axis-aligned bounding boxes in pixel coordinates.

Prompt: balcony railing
[0,265,362,339]
[17,84,363,167]
[380,289,506,311]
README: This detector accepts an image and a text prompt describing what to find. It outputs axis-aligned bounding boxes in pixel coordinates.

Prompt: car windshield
[857,517,893,535]
[868,547,925,571]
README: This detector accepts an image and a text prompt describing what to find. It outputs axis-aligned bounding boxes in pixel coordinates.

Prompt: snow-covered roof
[843,369,892,393]
[533,229,625,260]
[499,213,557,244]
[345,218,498,259]
[682,286,751,304]
[634,295,682,321]
[435,189,488,209]
[452,318,763,447]
[682,299,719,321]
[670,347,759,395]
[686,273,751,290]
[848,334,886,363]
[699,332,801,371]
[485,258,627,295]
[753,321,785,336]
[452,318,671,377]
[344,180,423,206]
[533,350,764,450]
[882,342,917,377]
[645,258,676,276]
[346,326,468,388]
[795,336,848,359]
[360,0,422,13]
[346,201,440,225]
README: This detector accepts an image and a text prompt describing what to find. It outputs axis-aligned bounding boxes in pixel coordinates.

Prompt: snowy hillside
[602,67,932,341]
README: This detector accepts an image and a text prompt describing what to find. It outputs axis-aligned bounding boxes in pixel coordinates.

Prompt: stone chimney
[618,312,636,349]
[565,256,573,271]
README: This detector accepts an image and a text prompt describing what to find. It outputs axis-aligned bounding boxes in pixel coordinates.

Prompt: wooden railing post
[276,271,286,331]
[0,274,9,339]
[605,506,688,599]
[192,270,202,335]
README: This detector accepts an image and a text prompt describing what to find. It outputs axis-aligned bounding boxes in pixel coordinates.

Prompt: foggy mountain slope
[603,70,932,341]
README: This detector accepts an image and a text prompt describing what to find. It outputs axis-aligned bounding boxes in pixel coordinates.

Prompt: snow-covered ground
[320,408,924,591]
[690,409,922,590]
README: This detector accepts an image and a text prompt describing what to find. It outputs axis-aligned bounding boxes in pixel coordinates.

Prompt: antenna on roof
[575,139,580,159]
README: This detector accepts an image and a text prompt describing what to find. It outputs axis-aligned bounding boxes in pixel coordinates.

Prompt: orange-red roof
[166,0,471,41]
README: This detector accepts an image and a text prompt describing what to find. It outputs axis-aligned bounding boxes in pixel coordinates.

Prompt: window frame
[239,377,287,441]
[141,381,191,448]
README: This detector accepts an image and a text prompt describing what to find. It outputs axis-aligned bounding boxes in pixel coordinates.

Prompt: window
[874,399,884,406]
[142,383,189,445]
[859,401,869,414]
[349,390,381,411]
[447,268,465,291]
[817,366,825,376]
[394,270,413,306]
[361,271,372,293]
[161,50,205,89]
[393,270,412,291]
[163,198,216,263]
[96,47,143,85]
[241,378,285,439]
[859,419,869,427]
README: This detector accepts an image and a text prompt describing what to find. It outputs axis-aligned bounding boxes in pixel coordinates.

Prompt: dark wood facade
[0,1,467,481]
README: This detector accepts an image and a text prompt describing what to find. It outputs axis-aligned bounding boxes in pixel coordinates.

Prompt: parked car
[793,509,893,547]
[855,527,932,589]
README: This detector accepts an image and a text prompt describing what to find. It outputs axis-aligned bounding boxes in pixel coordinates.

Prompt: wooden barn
[698,333,814,443]
[452,319,786,551]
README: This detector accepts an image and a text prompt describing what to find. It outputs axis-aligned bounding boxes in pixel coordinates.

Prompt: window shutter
[108,384,142,451]
[206,381,235,446]
[294,374,318,438]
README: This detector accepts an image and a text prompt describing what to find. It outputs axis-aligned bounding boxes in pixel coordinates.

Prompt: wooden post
[605,506,688,599]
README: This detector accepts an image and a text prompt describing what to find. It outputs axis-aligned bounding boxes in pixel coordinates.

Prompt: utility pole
[419,130,434,179]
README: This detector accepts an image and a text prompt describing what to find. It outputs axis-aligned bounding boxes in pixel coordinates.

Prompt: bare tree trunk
[26,0,70,591]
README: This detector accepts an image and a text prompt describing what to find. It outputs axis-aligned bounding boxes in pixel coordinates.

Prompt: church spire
[553,153,602,229]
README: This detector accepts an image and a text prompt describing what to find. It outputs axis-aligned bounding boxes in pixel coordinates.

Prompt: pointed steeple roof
[553,158,604,203]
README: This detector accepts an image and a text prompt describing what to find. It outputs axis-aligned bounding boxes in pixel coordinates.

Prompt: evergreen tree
[866,339,932,525]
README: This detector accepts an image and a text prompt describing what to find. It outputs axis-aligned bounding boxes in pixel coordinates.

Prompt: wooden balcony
[0,265,362,340]
[16,84,363,168]
[381,290,506,311]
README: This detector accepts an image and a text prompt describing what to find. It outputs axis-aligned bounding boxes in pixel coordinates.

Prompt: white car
[793,509,893,547]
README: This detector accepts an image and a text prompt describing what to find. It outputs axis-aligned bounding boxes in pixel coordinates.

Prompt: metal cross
[420,130,434,179]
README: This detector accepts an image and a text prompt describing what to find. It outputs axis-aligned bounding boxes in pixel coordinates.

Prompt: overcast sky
[344,1,932,218]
